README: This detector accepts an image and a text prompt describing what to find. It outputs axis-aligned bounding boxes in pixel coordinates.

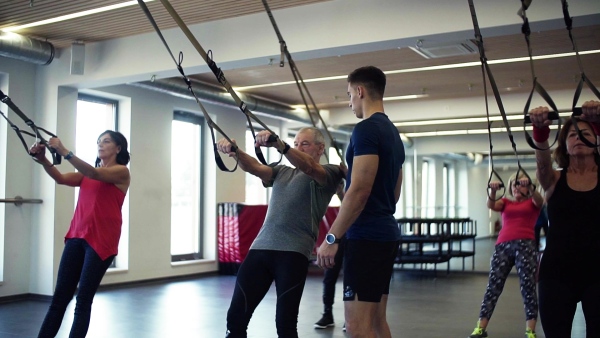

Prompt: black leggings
[226,249,309,338]
[539,278,600,338]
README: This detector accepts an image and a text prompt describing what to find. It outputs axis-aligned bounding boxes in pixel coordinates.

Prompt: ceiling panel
[1,0,598,135]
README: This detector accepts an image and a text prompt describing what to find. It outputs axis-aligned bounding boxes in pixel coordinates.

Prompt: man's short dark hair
[347,66,386,100]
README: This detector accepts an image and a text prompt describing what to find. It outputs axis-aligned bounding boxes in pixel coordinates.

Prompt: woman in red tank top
[30,130,130,338]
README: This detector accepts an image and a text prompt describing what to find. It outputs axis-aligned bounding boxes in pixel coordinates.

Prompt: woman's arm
[30,143,83,186]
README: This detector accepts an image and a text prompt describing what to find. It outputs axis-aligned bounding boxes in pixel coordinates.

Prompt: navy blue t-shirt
[345,112,405,241]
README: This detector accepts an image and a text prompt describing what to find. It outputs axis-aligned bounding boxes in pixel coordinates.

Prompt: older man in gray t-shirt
[217,127,344,338]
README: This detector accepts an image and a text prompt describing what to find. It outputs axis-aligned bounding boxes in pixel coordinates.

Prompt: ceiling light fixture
[384,94,429,101]
[1,0,155,33]
[233,49,600,92]
[402,124,559,138]
[394,112,571,127]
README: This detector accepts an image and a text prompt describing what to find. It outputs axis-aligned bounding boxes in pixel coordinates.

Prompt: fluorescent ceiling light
[1,0,154,32]
[233,49,600,92]
[403,124,559,138]
[384,94,429,101]
[395,112,571,127]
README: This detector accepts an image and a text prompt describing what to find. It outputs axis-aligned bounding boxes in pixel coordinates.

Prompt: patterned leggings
[479,239,538,321]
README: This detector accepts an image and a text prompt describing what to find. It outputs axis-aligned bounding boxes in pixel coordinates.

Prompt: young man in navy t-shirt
[317,66,405,338]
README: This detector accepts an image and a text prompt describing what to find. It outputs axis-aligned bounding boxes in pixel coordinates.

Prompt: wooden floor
[0,238,587,338]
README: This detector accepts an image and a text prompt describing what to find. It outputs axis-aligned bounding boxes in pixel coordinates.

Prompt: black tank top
[540,169,600,281]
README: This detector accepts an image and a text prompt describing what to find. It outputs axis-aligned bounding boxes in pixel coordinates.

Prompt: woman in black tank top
[529,100,600,338]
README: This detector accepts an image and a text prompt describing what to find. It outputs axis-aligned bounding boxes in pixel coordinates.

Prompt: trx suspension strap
[155,0,283,167]
[0,90,61,165]
[518,0,561,151]
[137,0,237,172]
[468,0,532,200]
[261,0,344,162]
[561,0,600,148]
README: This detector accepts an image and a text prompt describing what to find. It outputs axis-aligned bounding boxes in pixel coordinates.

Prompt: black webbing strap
[518,1,561,151]
[137,0,237,172]
[468,0,534,200]
[261,0,344,162]
[155,0,283,167]
[561,0,600,148]
[0,90,61,165]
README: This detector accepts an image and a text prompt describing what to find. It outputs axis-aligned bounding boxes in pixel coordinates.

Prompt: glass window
[443,163,449,217]
[171,112,204,261]
[420,160,429,218]
[245,129,269,205]
[328,147,343,207]
[76,95,127,269]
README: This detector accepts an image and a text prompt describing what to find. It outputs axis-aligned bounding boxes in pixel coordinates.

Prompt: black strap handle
[262,0,344,162]
[0,90,61,165]
[137,0,238,172]
[154,0,284,167]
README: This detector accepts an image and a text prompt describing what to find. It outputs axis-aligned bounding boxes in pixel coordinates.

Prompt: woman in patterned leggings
[468,173,543,338]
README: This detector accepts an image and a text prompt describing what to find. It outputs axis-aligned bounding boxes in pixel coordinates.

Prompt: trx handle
[0,90,61,165]
[261,0,344,162]
[571,107,600,148]
[522,79,561,151]
[487,169,505,201]
[136,0,238,172]
[560,0,600,148]
[518,2,561,151]
[470,0,530,200]
[156,0,283,167]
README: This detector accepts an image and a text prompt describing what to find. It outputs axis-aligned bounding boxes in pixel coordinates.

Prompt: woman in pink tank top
[30,130,130,338]
[468,173,543,338]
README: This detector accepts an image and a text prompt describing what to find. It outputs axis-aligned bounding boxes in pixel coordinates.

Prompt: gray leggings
[479,239,538,321]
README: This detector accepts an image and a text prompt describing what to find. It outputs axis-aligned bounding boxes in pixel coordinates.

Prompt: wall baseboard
[0,293,52,304]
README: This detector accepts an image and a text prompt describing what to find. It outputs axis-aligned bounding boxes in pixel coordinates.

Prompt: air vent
[408,39,478,59]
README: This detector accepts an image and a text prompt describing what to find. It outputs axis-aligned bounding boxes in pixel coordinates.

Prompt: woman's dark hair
[553,118,600,168]
[95,130,130,167]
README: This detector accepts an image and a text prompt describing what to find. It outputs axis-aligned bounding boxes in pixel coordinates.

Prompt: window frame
[171,110,205,262]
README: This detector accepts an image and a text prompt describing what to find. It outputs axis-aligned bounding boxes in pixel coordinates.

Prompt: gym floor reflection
[0,237,586,338]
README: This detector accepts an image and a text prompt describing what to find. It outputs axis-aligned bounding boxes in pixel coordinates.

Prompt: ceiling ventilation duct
[0,32,55,65]
[128,78,312,124]
[408,39,477,59]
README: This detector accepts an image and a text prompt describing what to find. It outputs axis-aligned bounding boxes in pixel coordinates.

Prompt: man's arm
[256,130,329,185]
[282,147,328,185]
[216,138,273,183]
[394,169,403,203]
[327,154,378,238]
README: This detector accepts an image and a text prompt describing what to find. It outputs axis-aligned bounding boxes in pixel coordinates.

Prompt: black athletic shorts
[342,239,399,302]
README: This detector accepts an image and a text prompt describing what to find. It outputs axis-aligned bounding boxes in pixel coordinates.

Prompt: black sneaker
[342,323,346,332]
[314,313,335,329]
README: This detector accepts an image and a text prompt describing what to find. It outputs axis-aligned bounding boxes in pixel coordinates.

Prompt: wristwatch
[325,233,340,245]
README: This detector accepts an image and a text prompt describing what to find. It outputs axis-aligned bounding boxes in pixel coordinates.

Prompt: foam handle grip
[524,111,560,124]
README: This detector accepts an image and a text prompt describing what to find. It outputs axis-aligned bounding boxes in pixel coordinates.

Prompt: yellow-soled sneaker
[525,328,537,338]
[468,326,488,338]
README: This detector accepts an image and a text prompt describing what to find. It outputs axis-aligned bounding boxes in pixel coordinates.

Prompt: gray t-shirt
[250,164,342,259]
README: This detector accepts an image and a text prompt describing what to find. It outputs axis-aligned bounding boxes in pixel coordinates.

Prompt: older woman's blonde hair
[507,171,537,197]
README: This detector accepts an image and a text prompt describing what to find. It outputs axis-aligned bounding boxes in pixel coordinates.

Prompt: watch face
[326,233,335,244]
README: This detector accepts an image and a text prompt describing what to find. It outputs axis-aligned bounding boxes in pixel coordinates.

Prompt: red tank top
[496,197,540,244]
[66,177,126,260]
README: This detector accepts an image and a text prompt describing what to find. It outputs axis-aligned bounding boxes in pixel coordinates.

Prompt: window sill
[171,259,216,267]
[105,268,128,275]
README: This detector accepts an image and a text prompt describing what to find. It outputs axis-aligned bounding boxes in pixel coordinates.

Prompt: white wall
[0,58,37,295]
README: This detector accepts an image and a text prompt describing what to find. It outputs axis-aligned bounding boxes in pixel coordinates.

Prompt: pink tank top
[496,197,540,245]
[66,176,126,260]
